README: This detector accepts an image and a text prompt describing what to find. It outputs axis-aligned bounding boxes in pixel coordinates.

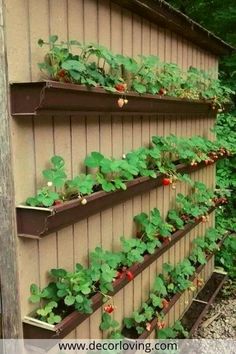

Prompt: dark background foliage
[166,0,236,278]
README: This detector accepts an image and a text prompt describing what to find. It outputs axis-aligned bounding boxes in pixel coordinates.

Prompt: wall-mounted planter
[181,271,227,336]
[121,233,229,340]
[10,81,215,117]
[17,160,214,238]
[22,218,225,341]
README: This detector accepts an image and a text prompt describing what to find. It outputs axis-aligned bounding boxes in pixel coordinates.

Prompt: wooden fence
[2,0,220,340]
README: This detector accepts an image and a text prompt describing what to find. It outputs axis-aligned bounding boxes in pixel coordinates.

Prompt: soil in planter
[181,301,206,333]
[122,326,140,339]
[196,273,226,303]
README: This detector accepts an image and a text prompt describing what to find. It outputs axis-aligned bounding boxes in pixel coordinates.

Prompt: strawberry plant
[25,132,231,207]
[28,181,226,325]
[35,301,62,325]
[120,237,146,267]
[157,320,188,339]
[167,209,185,230]
[121,227,225,337]
[216,234,236,279]
[134,208,173,241]
[42,155,67,187]
[100,312,119,331]
[26,188,60,207]
[190,228,222,265]
[163,259,195,293]
[38,36,234,108]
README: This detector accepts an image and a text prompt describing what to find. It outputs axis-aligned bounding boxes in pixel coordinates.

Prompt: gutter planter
[121,233,229,340]
[22,213,223,340]
[10,81,215,116]
[181,271,227,336]
[17,160,215,238]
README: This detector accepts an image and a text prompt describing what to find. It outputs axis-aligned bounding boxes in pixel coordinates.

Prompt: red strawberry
[162,299,169,309]
[104,304,115,313]
[163,238,170,246]
[115,83,127,92]
[162,178,171,186]
[126,270,134,281]
[54,200,62,206]
[58,69,66,78]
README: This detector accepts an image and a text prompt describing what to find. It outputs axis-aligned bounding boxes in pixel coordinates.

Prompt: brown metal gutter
[112,0,235,56]
[182,271,228,336]
[10,81,215,117]
[22,211,225,341]
[123,232,229,340]
[16,160,217,238]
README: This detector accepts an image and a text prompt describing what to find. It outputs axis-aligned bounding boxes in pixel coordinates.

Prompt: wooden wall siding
[5,0,218,339]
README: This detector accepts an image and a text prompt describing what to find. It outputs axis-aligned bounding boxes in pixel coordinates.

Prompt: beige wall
[5,0,218,338]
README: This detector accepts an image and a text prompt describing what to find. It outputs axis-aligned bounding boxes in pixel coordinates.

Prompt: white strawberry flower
[47,181,53,187]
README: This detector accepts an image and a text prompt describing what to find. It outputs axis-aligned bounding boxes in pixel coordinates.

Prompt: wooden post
[0,0,22,338]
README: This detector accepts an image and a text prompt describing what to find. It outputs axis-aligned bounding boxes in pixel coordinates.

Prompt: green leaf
[30,284,39,295]
[124,317,134,329]
[57,289,68,298]
[132,81,147,94]
[84,152,104,168]
[49,35,58,43]
[153,276,167,296]
[29,294,41,304]
[75,294,84,303]
[51,155,65,169]
[50,268,67,278]
[150,293,162,308]
[62,60,86,73]
[64,295,75,306]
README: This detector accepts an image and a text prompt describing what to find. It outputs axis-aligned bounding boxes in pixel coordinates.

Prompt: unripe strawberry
[201,215,207,223]
[146,322,151,331]
[124,98,128,104]
[117,98,125,108]
[54,200,62,206]
[196,278,204,287]
[159,88,167,96]
[157,321,165,329]
[189,285,196,292]
[81,198,87,205]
